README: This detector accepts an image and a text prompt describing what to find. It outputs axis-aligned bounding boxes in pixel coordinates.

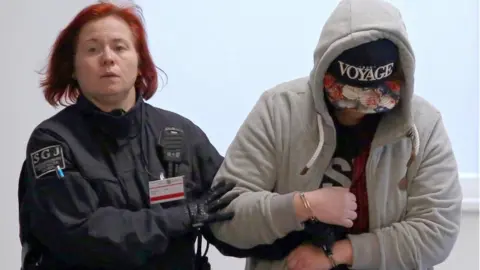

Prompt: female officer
[17,2,268,269]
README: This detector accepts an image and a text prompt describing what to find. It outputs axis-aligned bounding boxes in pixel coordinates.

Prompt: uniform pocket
[83,167,127,208]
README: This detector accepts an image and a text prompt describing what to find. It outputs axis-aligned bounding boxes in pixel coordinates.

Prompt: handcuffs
[300,192,338,268]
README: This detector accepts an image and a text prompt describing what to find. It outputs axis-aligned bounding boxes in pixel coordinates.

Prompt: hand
[186,181,239,228]
[298,187,357,228]
[287,244,331,270]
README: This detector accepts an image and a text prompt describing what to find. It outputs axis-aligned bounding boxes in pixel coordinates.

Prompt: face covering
[323,73,401,114]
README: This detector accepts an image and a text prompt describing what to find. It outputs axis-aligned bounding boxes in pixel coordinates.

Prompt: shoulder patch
[30,145,65,179]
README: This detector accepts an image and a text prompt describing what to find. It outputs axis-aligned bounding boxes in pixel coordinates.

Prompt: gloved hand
[186,181,239,228]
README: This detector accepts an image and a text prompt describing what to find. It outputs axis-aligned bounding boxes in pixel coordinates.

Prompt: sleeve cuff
[347,232,381,269]
[153,204,191,238]
[269,192,304,236]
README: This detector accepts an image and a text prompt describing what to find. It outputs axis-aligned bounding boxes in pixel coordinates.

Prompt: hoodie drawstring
[300,114,420,175]
[406,125,420,167]
[300,114,325,175]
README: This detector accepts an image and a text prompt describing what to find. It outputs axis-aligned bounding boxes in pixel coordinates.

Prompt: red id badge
[149,176,186,204]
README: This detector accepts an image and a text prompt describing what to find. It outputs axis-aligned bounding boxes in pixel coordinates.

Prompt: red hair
[40,2,164,107]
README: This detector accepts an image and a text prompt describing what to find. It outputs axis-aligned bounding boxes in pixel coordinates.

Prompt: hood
[301,0,419,175]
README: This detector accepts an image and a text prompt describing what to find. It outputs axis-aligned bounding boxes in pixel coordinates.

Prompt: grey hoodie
[210,0,463,269]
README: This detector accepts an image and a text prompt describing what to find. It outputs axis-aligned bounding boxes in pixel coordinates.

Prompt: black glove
[186,181,239,228]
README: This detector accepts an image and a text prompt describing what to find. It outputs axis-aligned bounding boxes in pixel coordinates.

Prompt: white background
[1,0,478,269]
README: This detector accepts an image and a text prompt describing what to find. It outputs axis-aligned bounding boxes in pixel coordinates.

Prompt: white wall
[0,0,97,267]
[1,0,478,269]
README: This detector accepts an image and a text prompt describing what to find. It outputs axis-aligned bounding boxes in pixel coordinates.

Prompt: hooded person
[209,0,463,269]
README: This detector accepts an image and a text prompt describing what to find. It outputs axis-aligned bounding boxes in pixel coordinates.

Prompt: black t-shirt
[320,103,382,247]
[320,112,381,189]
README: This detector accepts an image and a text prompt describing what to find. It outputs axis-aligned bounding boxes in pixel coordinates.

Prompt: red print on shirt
[348,148,370,234]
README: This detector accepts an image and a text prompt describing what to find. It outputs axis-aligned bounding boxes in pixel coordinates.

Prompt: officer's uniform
[18,94,240,270]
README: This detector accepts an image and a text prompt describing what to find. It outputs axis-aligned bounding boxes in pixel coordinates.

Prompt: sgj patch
[30,145,65,178]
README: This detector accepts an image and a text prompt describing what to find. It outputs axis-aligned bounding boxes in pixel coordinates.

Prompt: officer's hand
[186,181,238,228]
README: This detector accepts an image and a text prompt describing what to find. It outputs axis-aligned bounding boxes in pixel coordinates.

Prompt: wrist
[158,204,192,237]
[332,239,353,266]
[318,238,338,268]
[293,192,312,222]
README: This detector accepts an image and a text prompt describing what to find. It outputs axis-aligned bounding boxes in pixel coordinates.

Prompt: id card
[149,176,186,204]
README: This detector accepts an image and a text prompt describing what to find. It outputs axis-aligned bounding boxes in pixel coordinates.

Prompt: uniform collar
[75,93,144,138]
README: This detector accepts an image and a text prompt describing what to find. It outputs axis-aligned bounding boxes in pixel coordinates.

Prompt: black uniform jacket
[17,94,292,270]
